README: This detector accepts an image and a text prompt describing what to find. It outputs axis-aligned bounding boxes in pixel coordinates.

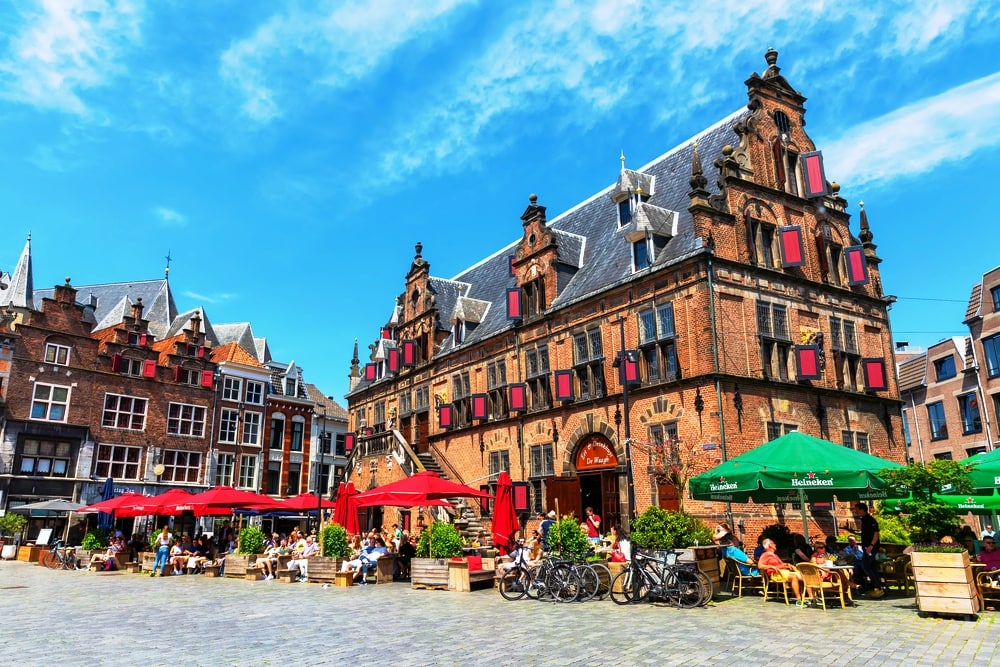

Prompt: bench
[244,567,263,581]
[276,568,299,583]
[448,556,496,592]
[361,554,396,584]
[303,557,342,584]
[125,562,143,574]
[335,571,354,587]
[202,564,222,578]
[222,555,258,579]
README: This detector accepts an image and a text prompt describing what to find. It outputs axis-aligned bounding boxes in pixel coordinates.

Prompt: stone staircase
[417,453,486,541]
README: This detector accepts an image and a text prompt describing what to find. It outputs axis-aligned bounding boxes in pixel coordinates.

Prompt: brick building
[0,239,348,539]
[899,266,1000,464]
[343,50,906,542]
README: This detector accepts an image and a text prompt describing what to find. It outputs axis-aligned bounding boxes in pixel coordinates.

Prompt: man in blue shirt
[342,537,388,584]
[539,511,556,551]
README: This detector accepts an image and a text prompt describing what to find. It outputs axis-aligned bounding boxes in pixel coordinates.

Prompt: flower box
[911,550,979,616]
[411,558,450,590]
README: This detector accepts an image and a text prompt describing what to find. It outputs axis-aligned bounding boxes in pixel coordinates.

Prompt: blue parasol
[97,477,115,530]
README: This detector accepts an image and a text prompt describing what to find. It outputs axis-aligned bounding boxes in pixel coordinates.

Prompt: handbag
[610,549,626,563]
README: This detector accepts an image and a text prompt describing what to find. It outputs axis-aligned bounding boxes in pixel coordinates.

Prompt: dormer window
[454,320,465,345]
[285,377,297,396]
[616,191,651,228]
[44,342,70,366]
[524,278,545,319]
[748,219,778,268]
[633,239,650,271]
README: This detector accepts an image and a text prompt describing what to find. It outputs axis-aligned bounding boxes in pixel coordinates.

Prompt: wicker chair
[976,570,1000,610]
[796,562,846,610]
[725,557,764,598]
[880,555,913,595]
[761,568,792,605]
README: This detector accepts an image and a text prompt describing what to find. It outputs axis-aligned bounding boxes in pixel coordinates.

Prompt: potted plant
[547,516,590,562]
[224,525,265,578]
[0,513,26,560]
[412,521,464,589]
[910,544,978,617]
[309,523,352,582]
[631,507,718,593]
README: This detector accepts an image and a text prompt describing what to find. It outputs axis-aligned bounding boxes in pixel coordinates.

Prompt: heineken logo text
[791,477,834,487]
[710,481,738,491]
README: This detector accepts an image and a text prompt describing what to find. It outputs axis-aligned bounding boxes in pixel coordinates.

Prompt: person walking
[853,502,883,598]
[151,525,172,577]
[584,507,601,547]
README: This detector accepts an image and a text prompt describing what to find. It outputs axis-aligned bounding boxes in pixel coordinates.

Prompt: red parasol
[339,482,361,536]
[116,488,196,517]
[278,493,337,512]
[491,471,518,555]
[78,492,149,514]
[353,471,490,507]
[184,486,283,516]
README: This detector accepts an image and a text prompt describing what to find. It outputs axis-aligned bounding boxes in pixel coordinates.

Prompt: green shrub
[0,512,27,538]
[415,521,464,558]
[912,544,965,553]
[872,509,912,546]
[321,523,351,558]
[81,529,108,551]
[548,517,590,562]
[630,507,713,550]
[238,525,266,555]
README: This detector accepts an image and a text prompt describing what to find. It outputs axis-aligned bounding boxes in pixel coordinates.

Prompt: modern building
[343,50,905,540]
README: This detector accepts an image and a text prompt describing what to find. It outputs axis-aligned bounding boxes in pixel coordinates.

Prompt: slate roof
[306,383,349,421]
[34,278,178,340]
[0,236,33,309]
[351,107,747,395]
[268,360,310,401]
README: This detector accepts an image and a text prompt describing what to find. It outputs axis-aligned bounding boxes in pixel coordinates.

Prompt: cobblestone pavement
[2,561,998,666]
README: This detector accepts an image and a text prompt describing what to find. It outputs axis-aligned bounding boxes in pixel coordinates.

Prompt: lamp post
[616,317,637,523]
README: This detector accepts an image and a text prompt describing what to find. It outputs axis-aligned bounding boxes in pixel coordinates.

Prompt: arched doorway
[573,435,620,529]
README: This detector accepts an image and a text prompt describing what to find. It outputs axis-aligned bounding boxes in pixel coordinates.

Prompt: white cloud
[823,71,1000,188]
[0,0,143,115]
[219,0,471,123]
[183,290,234,305]
[153,206,187,226]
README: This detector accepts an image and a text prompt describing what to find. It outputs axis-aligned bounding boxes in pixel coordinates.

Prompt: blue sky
[2,1,999,403]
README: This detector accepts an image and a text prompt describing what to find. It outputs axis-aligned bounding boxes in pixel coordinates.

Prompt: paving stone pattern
[1,561,998,666]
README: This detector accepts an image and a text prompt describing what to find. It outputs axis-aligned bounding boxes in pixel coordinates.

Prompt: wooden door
[414,413,429,453]
[547,477,581,521]
[657,480,680,511]
[602,471,621,529]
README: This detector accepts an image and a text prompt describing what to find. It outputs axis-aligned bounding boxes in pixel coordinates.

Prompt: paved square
[1,561,998,666]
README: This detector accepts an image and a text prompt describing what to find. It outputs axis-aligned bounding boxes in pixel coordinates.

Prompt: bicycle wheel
[574,564,600,602]
[550,565,581,603]
[41,551,61,569]
[669,568,707,609]
[498,567,530,601]
[525,565,547,600]
[590,562,613,601]
[690,567,713,606]
[610,568,650,604]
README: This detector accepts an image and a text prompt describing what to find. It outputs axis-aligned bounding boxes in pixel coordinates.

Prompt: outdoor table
[818,563,856,603]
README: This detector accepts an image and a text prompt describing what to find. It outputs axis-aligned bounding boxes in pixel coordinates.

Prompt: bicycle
[498,559,534,601]
[609,548,706,608]
[525,556,582,602]
[42,540,81,570]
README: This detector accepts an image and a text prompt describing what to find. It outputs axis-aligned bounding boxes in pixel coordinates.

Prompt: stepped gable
[34,278,177,340]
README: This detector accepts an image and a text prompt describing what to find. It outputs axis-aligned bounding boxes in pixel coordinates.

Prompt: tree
[649,436,710,512]
[879,460,972,542]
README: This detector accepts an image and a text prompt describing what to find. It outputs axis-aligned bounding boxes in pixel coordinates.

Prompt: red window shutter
[800,151,829,198]
[513,483,530,512]
[381,328,392,340]
[779,225,806,268]
[364,363,377,381]
[111,353,122,373]
[387,347,400,373]
[142,359,157,378]
[344,433,355,453]
[201,370,214,387]
[197,346,206,359]
[620,352,640,385]
[401,340,416,367]
[506,288,522,320]
[509,383,527,412]
[471,394,488,420]
[863,358,888,392]
[772,137,785,184]
[139,334,147,346]
[174,366,183,382]
[508,255,516,277]
[795,345,822,380]
[438,404,453,429]
[844,246,869,285]
[554,370,574,402]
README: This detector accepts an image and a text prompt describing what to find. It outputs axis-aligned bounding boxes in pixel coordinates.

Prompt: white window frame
[30,383,71,422]
[245,380,265,405]
[101,393,148,431]
[161,449,202,484]
[216,453,235,487]
[222,377,242,401]
[44,342,71,366]
[219,408,239,444]
[94,443,142,480]
[237,454,257,489]
[241,412,262,446]
[167,402,207,438]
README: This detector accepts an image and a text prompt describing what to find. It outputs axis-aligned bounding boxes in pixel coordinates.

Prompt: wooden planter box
[411,558,450,590]
[911,550,979,616]
[223,554,258,579]
[678,545,721,597]
[305,557,343,584]
[18,546,43,563]
[74,549,92,569]
[142,552,156,573]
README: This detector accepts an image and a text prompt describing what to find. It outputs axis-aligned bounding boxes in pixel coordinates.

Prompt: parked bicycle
[609,548,708,607]
[41,540,82,570]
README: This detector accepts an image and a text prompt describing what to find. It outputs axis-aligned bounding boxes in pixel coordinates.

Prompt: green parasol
[689,432,903,538]
[957,449,1000,492]
[885,491,1000,516]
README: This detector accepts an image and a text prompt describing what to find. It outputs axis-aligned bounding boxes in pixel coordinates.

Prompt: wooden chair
[796,563,846,610]
[761,568,791,605]
[880,555,913,595]
[725,557,764,598]
[976,570,1000,610]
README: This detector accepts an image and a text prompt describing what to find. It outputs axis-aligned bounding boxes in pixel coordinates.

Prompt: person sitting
[713,523,740,548]
[976,536,1000,583]
[185,537,209,574]
[758,538,805,605]
[258,539,283,580]
[824,536,842,560]
[809,543,834,580]
[752,535,766,561]
[341,537,388,584]
[792,533,813,564]
[720,543,759,576]
[609,524,630,562]
[288,534,319,582]
[91,536,125,571]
